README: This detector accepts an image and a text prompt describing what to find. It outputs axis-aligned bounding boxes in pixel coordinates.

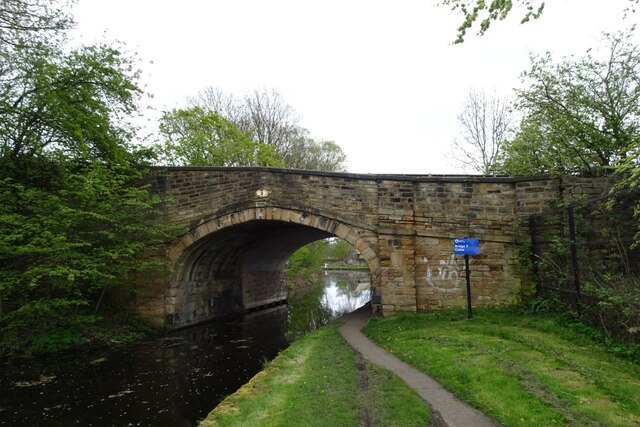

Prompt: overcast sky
[71,0,639,174]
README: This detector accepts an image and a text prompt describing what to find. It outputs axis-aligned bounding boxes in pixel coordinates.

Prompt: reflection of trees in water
[286,279,332,341]
[319,271,371,319]
[287,271,371,341]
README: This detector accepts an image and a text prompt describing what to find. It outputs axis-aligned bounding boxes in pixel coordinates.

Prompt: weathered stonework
[138,167,608,327]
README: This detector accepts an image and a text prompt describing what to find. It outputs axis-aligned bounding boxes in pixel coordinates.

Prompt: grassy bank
[364,307,640,427]
[199,323,430,426]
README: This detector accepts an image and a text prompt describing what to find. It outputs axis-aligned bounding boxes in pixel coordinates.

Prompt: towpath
[338,305,501,427]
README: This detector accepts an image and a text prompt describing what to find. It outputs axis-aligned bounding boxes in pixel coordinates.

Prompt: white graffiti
[424,255,469,293]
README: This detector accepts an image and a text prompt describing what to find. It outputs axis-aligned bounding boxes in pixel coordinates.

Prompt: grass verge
[199,323,429,426]
[363,307,640,427]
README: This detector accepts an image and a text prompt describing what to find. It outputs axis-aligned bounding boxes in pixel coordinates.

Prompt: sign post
[454,238,480,319]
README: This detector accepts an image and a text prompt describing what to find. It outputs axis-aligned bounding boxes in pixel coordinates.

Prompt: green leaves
[0,2,174,356]
[0,42,141,163]
[156,106,285,167]
[0,162,172,308]
[500,30,640,177]
[440,0,544,43]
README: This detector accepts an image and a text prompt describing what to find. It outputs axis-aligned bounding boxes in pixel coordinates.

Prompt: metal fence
[528,189,640,341]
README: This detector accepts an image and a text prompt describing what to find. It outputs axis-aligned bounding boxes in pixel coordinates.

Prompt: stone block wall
[141,168,609,326]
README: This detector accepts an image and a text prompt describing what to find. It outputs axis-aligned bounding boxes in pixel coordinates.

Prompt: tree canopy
[181,87,348,172]
[499,30,640,177]
[156,107,284,167]
[0,0,172,356]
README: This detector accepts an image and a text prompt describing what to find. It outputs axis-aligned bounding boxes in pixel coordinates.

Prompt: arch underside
[164,207,379,327]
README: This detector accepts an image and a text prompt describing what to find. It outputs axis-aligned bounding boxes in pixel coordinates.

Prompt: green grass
[199,324,429,426]
[363,307,640,427]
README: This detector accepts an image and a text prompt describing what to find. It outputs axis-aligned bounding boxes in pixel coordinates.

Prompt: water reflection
[287,270,371,340]
[0,271,370,426]
[321,271,372,317]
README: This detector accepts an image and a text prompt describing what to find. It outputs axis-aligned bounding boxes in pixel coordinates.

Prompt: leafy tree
[327,239,355,260]
[499,30,640,176]
[155,107,284,167]
[451,89,513,174]
[0,161,168,311]
[0,0,173,355]
[286,240,328,280]
[0,42,141,164]
[283,130,347,172]
[192,87,299,154]
[190,87,349,172]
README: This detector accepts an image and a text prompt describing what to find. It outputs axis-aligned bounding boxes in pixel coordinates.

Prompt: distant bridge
[134,167,606,327]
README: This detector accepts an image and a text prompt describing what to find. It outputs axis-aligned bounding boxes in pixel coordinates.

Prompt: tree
[0,42,141,164]
[155,107,284,167]
[440,0,545,43]
[283,130,347,172]
[190,87,349,172]
[451,89,513,174]
[192,87,300,156]
[499,30,640,176]
[0,0,74,45]
[0,0,173,355]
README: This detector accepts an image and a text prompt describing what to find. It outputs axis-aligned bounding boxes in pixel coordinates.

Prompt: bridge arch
[134,168,599,328]
[162,206,379,327]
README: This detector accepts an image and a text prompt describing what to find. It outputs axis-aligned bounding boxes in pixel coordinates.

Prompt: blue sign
[454,238,480,255]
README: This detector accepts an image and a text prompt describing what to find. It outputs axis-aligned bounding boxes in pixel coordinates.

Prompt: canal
[0,270,371,426]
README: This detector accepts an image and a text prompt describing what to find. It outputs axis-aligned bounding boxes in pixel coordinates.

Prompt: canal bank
[199,315,431,427]
[200,305,500,427]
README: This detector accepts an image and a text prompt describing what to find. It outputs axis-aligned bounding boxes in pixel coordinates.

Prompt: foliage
[1,44,141,163]
[528,192,640,345]
[155,106,284,167]
[583,274,640,342]
[365,307,640,426]
[327,238,354,260]
[499,30,640,177]
[0,161,170,306]
[451,88,513,174]
[286,240,328,279]
[282,132,347,172]
[0,0,74,46]
[0,0,173,356]
[440,0,545,43]
[0,297,160,356]
[191,87,299,153]
[189,87,349,172]
[0,159,172,355]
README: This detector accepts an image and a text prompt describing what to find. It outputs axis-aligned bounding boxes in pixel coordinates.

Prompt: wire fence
[528,189,640,342]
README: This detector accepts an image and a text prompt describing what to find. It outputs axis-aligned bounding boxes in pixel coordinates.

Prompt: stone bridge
[135,167,606,327]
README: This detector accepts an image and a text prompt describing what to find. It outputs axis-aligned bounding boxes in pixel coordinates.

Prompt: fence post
[567,205,581,315]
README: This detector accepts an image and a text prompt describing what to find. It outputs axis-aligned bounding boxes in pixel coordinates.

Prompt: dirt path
[339,305,501,427]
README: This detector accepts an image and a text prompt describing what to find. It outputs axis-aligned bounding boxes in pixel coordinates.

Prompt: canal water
[0,270,371,426]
